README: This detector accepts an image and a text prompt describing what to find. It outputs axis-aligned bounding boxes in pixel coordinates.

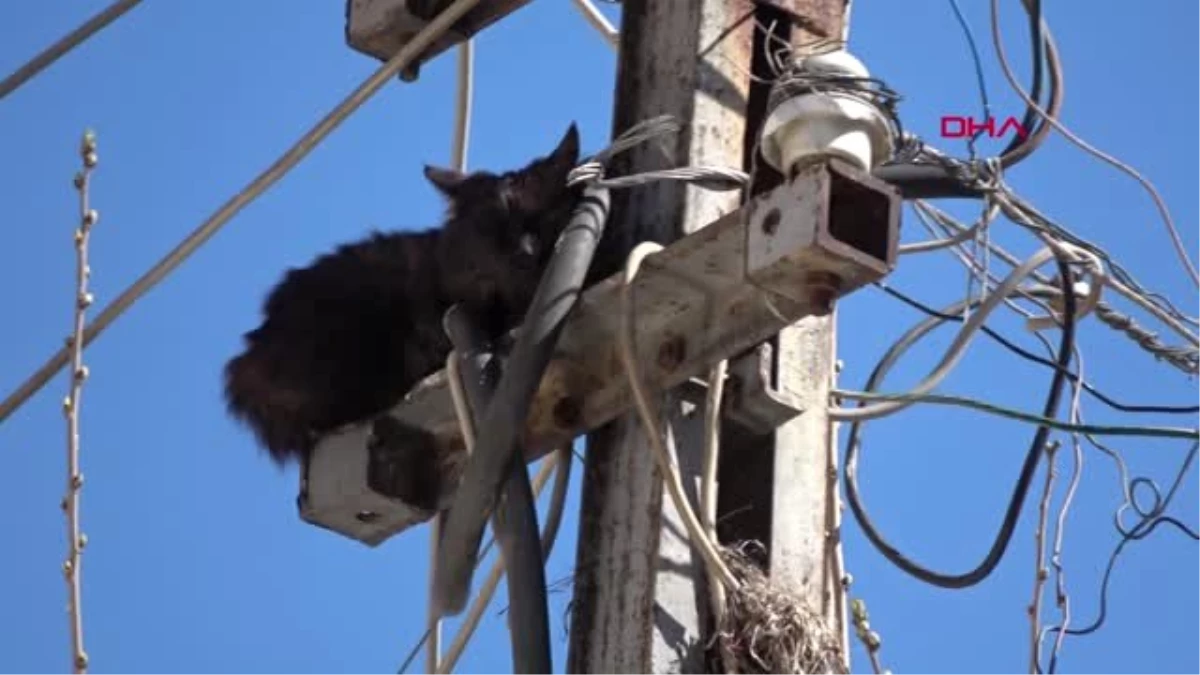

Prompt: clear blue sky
[0,1,1195,673]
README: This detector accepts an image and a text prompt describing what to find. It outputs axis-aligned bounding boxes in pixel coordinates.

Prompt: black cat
[223,125,583,488]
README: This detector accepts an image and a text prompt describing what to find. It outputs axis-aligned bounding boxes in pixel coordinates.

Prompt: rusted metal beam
[345,0,533,80]
[297,158,898,549]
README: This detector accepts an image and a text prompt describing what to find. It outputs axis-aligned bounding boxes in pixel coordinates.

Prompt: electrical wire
[873,282,1199,415]
[425,513,443,673]
[922,196,1200,366]
[450,41,473,172]
[843,257,1077,589]
[432,187,611,619]
[700,359,736,673]
[442,313,551,673]
[834,390,1197,440]
[945,0,992,160]
[828,244,1072,423]
[435,447,574,674]
[1041,345,1086,674]
[1041,441,1199,673]
[618,241,739,591]
[899,202,999,255]
[1000,0,1042,159]
[997,0,1063,169]
[571,0,619,48]
[425,39,475,672]
[990,0,1199,288]
[0,0,146,102]
[997,188,1196,326]
[931,193,1200,362]
[869,0,1063,196]
[396,449,570,674]
[0,0,486,428]
[912,201,1061,325]
[991,190,1200,348]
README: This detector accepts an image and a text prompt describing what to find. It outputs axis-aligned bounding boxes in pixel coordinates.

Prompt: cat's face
[428,124,583,313]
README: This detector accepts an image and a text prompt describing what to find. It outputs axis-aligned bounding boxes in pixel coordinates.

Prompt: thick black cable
[844,257,1077,588]
[878,273,1195,667]
[924,281,1200,673]
[872,0,1061,195]
[1002,0,1043,159]
[442,308,551,675]
[872,164,987,200]
[873,282,1199,415]
[433,187,610,617]
[999,0,1058,168]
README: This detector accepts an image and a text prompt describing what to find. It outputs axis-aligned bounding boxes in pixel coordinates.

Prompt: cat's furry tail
[223,346,316,465]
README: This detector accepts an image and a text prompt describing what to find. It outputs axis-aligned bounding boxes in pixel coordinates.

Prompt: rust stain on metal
[761,207,782,235]
[552,396,582,429]
[803,270,841,316]
[656,334,687,372]
[727,0,757,69]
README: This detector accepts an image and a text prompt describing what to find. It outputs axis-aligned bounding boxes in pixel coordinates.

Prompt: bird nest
[711,542,848,675]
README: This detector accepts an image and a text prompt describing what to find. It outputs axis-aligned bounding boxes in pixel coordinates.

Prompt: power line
[0,0,486,428]
[843,258,1077,589]
[0,0,146,102]
[873,282,1200,415]
[990,0,1199,288]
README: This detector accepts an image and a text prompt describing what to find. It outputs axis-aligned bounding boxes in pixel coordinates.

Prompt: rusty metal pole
[717,0,852,664]
[566,0,754,672]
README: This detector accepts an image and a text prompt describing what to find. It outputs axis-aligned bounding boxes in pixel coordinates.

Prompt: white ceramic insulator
[759,50,895,175]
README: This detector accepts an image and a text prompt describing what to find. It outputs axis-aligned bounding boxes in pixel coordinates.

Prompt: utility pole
[567,1,752,672]
[568,0,851,672]
[720,0,853,663]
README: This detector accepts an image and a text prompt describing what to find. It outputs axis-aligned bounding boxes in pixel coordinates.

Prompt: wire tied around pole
[765,57,905,141]
[568,115,751,191]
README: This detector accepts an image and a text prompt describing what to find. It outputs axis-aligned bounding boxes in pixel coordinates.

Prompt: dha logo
[939,115,1029,140]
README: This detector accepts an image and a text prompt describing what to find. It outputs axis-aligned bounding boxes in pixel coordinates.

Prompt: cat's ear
[424,165,466,196]
[543,123,580,178]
